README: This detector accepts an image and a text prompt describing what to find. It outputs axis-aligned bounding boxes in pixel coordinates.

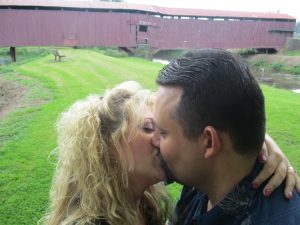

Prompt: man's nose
[151,129,160,147]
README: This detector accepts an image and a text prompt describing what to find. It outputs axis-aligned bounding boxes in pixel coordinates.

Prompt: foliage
[286,50,300,56]
[251,55,300,75]
[252,58,266,67]
[269,63,300,75]
[0,47,52,66]
[290,65,300,75]
[153,49,189,60]
[0,48,300,224]
[295,21,300,34]
[103,47,128,58]
[234,48,257,57]
[134,45,153,60]
[271,63,284,72]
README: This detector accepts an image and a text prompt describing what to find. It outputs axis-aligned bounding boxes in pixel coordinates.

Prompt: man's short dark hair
[156,49,265,156]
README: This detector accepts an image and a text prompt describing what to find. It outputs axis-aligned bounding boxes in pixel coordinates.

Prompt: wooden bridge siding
[144,17,294,49]
[0,9,134,47]
[118,14,294,49]
[0,9,65,46]
[0,9,295,49]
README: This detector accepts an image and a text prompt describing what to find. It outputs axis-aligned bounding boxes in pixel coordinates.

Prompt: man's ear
[201,126,221,159]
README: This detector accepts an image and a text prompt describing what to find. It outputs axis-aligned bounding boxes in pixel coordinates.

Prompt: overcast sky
[125,0,299,20]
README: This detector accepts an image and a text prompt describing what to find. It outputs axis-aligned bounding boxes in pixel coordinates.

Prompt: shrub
[286,50,300,56]
[104,48,128,58]
[290,65,300,75]
[133,45,153,60]
[253,59,266,67]
[271,63,284,72]
[235,48,257,57]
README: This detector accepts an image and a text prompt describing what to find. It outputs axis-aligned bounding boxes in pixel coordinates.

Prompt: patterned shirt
[170,161,300,225]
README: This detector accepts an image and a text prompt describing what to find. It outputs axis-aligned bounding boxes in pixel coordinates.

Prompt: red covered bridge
[0,0,296,51]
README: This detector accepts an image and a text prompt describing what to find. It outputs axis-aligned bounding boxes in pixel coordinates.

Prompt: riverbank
[153,50,300,92]
[247,53,300,92]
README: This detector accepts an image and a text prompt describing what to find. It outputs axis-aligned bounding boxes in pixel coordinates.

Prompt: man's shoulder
[251,187,300,224]
[170,186,207,225]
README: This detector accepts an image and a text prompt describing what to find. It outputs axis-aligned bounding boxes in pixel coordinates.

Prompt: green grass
[286,50,300,56]
[0,47,52,66]
[263,85,300,165]
[0,48,300,224]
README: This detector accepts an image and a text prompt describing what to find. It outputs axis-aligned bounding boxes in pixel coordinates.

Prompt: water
[152,58,169,65]
[0,57,10,65]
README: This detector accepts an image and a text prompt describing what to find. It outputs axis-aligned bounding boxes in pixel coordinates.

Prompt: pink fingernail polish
[259,154,267,162]
[264,189,271,197]
[252,183,259,189]
[289,191,293,198]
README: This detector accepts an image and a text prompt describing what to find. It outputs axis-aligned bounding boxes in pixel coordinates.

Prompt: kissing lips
[157,150,175,185]
[153,148,160,156]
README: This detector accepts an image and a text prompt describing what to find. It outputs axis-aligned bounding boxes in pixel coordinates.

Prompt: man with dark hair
[153,49,300,225]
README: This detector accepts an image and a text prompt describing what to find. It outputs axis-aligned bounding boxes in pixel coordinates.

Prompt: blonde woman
[43,81,298,225]
[44,81,170,225]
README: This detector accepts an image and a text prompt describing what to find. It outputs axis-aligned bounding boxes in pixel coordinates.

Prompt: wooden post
[10,47,16,62]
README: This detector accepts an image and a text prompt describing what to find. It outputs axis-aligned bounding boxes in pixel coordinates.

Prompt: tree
[295,22,300,34]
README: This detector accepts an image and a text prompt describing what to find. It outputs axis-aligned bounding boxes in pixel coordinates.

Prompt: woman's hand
[252,134,300,199]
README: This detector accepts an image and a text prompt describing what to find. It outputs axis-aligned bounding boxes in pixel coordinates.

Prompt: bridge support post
[10,47,16,62]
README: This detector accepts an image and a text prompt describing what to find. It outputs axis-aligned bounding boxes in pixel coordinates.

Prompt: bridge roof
[0,0,296,20]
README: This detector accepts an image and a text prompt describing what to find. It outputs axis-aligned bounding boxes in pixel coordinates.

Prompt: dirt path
[0,73,50,120]
[0,76,28,119]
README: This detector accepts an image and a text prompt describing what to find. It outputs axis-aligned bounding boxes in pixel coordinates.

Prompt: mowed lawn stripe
[77,49,163,88]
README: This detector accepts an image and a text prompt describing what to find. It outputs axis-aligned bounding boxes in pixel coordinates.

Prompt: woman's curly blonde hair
[42,81,171,225]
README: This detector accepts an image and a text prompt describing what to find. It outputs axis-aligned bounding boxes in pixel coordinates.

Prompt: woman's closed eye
[143,126,155,133]
[142,119,155,133]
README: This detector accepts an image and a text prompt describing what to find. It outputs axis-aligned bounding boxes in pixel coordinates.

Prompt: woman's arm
[252,134,300,199]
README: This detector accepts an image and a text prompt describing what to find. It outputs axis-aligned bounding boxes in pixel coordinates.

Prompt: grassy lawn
[0,48,300,224]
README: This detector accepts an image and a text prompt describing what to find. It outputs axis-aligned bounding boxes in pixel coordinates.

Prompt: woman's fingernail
[259,154,267,162]
[264,188,272,197]
[289,191,293,198]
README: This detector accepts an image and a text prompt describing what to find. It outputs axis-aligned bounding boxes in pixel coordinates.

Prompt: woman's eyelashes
[143,126,155,133]
[142,120,155,133]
